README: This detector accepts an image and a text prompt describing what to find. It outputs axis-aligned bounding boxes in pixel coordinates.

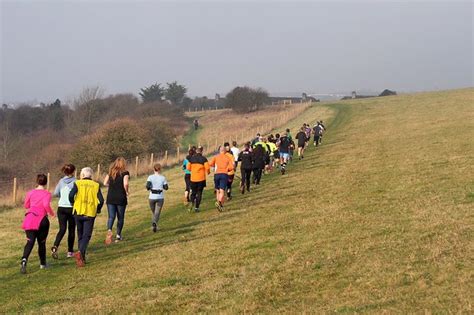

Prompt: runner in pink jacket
[20,174,55,274]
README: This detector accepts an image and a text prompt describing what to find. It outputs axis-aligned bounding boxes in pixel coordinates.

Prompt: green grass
[0,89,472,313]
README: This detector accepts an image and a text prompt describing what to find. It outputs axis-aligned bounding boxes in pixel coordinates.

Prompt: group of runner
[19,120,325,273]
[182,120,326,212]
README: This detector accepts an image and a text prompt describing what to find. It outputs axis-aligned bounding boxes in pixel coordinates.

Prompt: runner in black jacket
[238,143,254,194]
[252,144,265,185]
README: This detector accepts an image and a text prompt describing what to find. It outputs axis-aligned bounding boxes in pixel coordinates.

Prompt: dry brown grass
[186,103,311,150]
[0,89,472,313]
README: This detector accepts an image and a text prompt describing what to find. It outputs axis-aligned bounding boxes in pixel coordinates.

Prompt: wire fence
[1,101,312,207]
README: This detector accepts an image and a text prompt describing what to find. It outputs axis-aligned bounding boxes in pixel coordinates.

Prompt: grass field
[0,89,472,313]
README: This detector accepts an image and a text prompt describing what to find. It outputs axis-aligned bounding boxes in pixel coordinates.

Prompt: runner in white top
[230,141,240,170]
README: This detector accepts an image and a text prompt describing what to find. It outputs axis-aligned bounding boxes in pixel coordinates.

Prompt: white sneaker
[40,264,49,269]
[67,252,74,258]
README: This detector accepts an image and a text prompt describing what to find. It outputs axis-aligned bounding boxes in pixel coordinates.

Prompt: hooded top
[53,176,76,208]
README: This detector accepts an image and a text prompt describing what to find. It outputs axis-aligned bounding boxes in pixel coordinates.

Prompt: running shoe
[281,168,285,175]
[51,246,58,260]
[152,223,157,233]
[20,258,27,274]
[115,235,122,243]
[40,264,49,270]
[67,252,74,258]
[194,208,200,213]
[105,230,113,245]
[216,201,224,212]
[240,185,245,194]
[74,252,85,268]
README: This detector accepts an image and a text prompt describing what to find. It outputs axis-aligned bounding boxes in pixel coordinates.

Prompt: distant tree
[164,81,187,105]
[47,99,64,131]
[225,86,269,113]
[182,96,193,110]
[139,83,164,103]
[253,88,269,110]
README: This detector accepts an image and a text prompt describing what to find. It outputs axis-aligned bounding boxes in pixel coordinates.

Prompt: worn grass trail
[0,89,472,313]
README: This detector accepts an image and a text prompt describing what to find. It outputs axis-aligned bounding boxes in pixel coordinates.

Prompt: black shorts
[273,151,280,159]
[298,143,305,148]
[190,180,206,191]
[184,174,191,192]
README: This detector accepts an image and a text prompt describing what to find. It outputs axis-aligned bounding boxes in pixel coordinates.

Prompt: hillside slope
[0,89,472,313]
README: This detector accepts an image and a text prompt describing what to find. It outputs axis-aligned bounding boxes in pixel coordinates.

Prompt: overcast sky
[1,0,472,103]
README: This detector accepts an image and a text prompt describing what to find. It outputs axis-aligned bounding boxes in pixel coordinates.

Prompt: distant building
[379,89,397,97]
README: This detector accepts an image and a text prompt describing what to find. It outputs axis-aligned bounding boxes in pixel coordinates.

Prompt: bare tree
[73,86,105,134]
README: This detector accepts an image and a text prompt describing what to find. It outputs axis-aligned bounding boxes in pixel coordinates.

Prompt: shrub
[70,118,150,167]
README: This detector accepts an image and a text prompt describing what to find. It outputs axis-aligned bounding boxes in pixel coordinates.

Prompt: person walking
[20,174,56,274]
[278,132,291,175]
[285,128,294,161]
[304,123,312,146]
[182,148,195,205]
[51,164,76,259]
[209,146,234,212]
[318,120,326,144]
[266,138,278,172]
[69,167,104,267]
[252,144,266,185]
[238,143,254,194]
[224,142,236,200]
[146,163,168,232]
[186,146,210,213]
[296,127,307,159]
[230,141,240,170]
[313,122,322,146]
[103,157,130,245]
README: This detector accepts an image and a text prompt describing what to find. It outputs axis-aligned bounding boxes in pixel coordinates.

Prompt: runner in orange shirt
[209,146,234,212]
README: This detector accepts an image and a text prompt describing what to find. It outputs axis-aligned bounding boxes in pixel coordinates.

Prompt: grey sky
[1,1,472,103]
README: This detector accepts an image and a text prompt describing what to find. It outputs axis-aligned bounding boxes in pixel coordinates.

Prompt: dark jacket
[252,145,266,169]
[238,150,254,170]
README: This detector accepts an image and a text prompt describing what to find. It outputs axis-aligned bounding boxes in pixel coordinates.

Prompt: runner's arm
[97,188,104,214]
[24,192,31,209]
[43,193,55,217]
[68,183,78,205]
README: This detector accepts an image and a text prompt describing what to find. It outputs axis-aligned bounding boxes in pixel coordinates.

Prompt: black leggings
[253,168,263,185]
[22,216,50,265]
[54,207,75,252]
[190,181,206,209]
[227,174,234,197]
[241,168,252,190]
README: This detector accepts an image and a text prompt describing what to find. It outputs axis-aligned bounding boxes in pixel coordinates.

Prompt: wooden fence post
[135,156,139,177]
[164,150,168,166]
[177,147,180,162]
[12,177,17,205]
[97,164,101,179]
[47,173,50,191]
[188,144,191,150]
[150,153,154,166]
[74,169,78,179]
